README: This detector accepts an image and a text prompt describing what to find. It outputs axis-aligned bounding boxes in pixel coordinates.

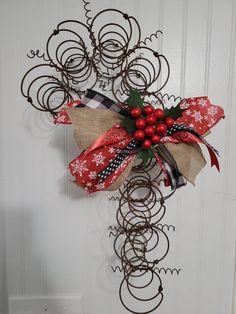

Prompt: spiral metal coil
[111,266,181,276]
[108,161,179,314]
[82,0,92,26]
[108,223,175,238]
[20,2,182,313]
[21,6,171,115]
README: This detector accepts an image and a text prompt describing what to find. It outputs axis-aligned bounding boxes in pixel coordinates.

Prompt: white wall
[0,0,236,314]
[0,193,8,314]
[0,20,8,314]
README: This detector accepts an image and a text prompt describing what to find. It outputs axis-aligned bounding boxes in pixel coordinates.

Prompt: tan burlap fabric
[67,108,206,190]
[67,108,123,150]
[67,108,134,190]
[164,142,206,185]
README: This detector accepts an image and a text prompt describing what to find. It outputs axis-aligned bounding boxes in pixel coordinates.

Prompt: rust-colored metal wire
[108,163,173,313]
[20,7,171,115]
[20,3,181,313]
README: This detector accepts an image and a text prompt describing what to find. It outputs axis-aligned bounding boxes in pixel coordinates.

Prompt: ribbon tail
[154,151,168,180]
[154,145,186,190]
[166,126,220,173]
[206,146,220,171]
[198,134,220,172]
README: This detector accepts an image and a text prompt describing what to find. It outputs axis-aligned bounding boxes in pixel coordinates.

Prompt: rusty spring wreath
[20,2,224,313]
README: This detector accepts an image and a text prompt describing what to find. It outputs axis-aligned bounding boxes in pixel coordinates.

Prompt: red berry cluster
[130,105,175,149]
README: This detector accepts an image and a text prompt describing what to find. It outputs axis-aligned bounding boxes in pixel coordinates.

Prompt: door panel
[0,1,236,314]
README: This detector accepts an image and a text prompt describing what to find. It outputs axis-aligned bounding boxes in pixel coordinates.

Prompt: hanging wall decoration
[21,1,224,313]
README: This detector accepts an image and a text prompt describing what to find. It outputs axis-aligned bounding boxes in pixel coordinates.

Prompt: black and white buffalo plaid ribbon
[80,89,128,116]
[155,143,186,190]
[163,162,186,189]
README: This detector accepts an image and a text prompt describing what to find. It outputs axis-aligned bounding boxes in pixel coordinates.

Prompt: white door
[0,0,236,314]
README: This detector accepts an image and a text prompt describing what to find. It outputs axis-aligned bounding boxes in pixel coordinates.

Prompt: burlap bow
[54,92,224,193]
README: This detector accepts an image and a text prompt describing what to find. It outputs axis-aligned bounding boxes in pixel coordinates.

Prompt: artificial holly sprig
[121,89,186,165]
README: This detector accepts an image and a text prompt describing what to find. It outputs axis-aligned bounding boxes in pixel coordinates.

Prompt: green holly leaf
[121,117,136,134]
[126,89,144,109]
[164,105,186,120]
[137,148,155,167]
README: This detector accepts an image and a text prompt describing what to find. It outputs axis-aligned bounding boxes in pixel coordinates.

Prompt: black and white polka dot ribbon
[167,123,191,135]
[97,139,139,183]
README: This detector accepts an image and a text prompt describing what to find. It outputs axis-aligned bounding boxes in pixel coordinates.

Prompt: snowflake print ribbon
[54,90,224,193]
[176,96,224,135]
[69,125,136,193]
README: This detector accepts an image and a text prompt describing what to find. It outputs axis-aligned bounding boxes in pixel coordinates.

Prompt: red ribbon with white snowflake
[69,125,135,192]
[175,96,224,135]
[54,92,224,193]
